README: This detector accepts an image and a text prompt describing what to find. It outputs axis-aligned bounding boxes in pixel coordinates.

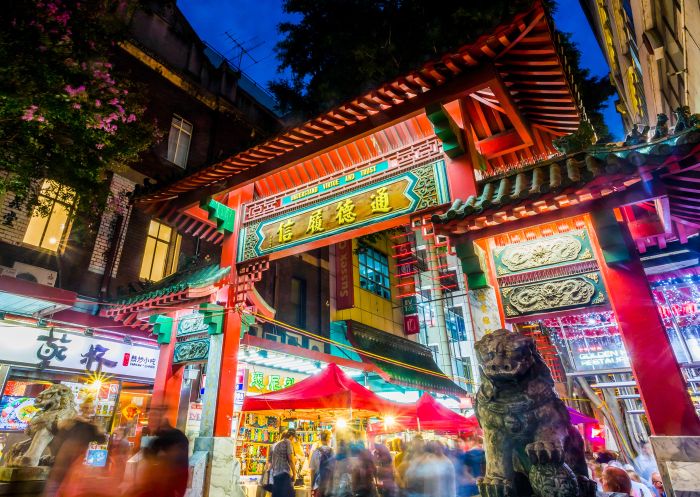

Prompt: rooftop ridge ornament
[201,197,236,234]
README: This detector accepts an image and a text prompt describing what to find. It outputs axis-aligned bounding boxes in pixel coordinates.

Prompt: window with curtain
[139,220,180,281]
[166,115,193,168]
[22,180,76,252]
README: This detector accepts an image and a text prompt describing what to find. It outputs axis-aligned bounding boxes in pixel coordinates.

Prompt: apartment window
[23,180,76,252]
[290,277,307,329]
[139,220,180,281]
[358,247,391,299]
[167,116,193,168]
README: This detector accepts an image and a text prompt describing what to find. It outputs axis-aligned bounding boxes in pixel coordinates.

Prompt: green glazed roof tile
[114,263,231,306]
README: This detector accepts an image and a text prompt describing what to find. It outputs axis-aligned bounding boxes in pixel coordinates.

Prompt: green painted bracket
[199,303,224,335]
[201,198,236,234]
[425,103,466,159]
[149,314,173,344]
[591,210,630,265]
[455,241,488,290]
[241,313,255,339]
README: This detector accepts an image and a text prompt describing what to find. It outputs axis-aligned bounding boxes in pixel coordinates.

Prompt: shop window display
[0,371,151,463]
[651,274,700,364]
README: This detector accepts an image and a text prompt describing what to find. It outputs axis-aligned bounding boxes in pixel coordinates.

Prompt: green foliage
[270,0,533,118]
[270,0,616,143]
[0,0,158,226]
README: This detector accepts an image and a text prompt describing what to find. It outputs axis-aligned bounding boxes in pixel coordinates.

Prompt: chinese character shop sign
[238,160,450,262]
[0,324,158,380]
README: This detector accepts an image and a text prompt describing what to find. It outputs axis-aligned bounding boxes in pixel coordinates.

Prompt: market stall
[237,363,406,496]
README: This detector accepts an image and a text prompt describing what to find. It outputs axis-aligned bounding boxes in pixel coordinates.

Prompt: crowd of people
[267,430,485,497]
[587,443,666,497]
[33,410,668,497]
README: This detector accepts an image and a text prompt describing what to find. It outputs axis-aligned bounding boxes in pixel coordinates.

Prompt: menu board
[0,396,39,431]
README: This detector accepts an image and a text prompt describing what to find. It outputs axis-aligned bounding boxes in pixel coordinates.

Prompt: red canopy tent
[371,393,478,434]
[241,363,405,417]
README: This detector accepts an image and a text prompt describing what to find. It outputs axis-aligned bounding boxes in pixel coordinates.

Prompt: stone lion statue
[474,329,596,497]
[6,384,78,467]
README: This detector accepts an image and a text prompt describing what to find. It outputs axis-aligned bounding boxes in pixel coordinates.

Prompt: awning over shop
[102,262,230,328]
[568,407,597,425]
[0,275,76,317]
[346,321,467,397]
[241,363,405,417]
[374,393,477,433]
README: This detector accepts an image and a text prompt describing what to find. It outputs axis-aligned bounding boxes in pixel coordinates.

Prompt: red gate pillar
[150,336,182,427]
[591,212,700,435]
[214,185,254,437]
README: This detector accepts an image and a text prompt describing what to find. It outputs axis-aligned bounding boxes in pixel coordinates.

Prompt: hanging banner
[335,240,355,310]
[238,161,449,262]
[404,314,420,335]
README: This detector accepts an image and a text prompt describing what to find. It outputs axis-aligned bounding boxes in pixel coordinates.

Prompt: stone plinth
[650,436,700,497]
[0,467,49,483]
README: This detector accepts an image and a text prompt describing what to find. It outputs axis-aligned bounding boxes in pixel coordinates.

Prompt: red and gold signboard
[237,161,450,262]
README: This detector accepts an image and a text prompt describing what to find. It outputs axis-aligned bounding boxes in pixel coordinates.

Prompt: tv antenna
[224,32,265,71]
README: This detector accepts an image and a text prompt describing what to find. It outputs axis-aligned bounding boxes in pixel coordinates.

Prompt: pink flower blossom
[96,143,104,150]
[72,103,81,110]
[65,85,85,97]
[95,99,102,107]
[109,98,119,106]
[126,114,136,123]
[21,105,38,121]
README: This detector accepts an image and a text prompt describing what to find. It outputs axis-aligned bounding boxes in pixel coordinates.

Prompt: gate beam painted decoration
[238,160,450,262]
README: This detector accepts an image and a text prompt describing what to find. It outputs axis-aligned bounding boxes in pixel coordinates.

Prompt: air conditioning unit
[12,262,58,287]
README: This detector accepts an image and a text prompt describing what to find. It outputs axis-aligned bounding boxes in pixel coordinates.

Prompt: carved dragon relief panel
[501,273,607,317]
[493,230,594,276]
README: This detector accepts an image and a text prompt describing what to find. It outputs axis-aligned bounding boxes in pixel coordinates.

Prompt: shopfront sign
[570,335,630,371]
[335,240,354,310]
[0,324,158,380]
[247,371,297,393]
[238,161,449,262]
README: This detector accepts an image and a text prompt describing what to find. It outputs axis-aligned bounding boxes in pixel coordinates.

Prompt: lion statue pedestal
[0,384,78,483]
[474,329,597,497]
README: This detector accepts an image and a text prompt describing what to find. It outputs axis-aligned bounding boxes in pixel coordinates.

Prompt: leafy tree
[270,0,615,142]
[0,0,157,227]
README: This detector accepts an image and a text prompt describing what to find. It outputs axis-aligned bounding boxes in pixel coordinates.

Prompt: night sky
[177,0,625,140]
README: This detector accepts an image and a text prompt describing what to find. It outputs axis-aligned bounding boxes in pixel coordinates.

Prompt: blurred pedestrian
[269,429,297,497]
[623,465,653,497]
[349,441,378,497]
[329,439,353,497]
[373,444,397,497]
[633,442,658,484]
[108,427,131,479]
[123,410,189,497]
[310,430,334,497]
[456,435,484,497]
[650,472,665,497]
[404,441,456,497]
[43,412,104,497]
[602,466,632,496]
